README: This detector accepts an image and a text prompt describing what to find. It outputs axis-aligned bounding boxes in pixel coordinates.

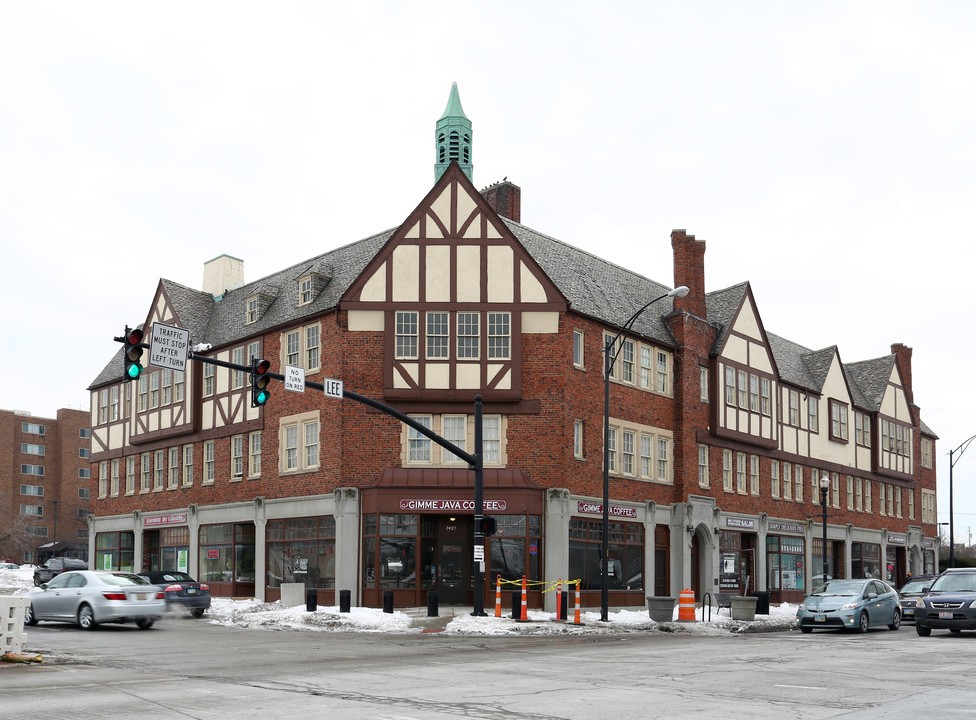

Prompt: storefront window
[767,536,805,591]
[851,542,881,579]
[266,517,336,589]
[199,523,255,583]
[95,531,135,572]
[489,515,542,583]
[568,518,643,591]
[363,514,419,589]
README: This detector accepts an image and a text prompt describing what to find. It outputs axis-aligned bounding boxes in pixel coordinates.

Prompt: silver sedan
[25,570,167,630]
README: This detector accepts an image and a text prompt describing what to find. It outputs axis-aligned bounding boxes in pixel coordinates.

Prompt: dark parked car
[139,571,211,617]
[26,570,166,630]
[897,574,937,623]
[914,568,976,636]
[33,557,88,586]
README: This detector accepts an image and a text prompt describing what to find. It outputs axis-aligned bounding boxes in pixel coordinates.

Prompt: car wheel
[916,623,931,637]
[191,608,205,618]
[24,603,38,626]
[857,611,869,633]
[888,609,901,631]
[78,604,98,631]
[136,618,154,629]
[800,626,813,634]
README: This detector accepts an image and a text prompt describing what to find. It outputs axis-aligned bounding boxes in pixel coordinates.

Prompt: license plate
[187,588,197,594]
[939,611,954,620]
[136,593,148,601]
[814,615,826,623]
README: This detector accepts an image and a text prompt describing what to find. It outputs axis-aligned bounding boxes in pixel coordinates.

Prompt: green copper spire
[435,82,473,182]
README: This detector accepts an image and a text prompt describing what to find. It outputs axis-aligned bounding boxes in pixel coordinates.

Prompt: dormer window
[244,291,276,325]
[299,276,313,305]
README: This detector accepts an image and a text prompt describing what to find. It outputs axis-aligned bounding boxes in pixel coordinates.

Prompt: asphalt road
[5,615,976,719]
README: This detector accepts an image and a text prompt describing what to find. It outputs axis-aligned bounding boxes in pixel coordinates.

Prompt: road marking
[775,684,827,690]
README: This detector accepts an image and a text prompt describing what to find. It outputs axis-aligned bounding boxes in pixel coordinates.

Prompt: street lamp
[601,285,689,621]
[820,474,830,585]
[948,434,976,568]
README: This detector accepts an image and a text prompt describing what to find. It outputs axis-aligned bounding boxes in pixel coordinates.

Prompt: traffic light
[123,327,144,381]
[479,516,497,537]
[251,358,271,407]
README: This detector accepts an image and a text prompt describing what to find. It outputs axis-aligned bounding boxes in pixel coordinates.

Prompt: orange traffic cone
[573,580,582,624]
[678,588,696,622]
[520,574,528,621]
[494,575,502,618]
[556,578,563,621]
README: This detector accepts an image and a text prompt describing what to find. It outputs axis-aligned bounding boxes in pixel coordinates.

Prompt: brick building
[87,85,938,609]
[0,407,91,564]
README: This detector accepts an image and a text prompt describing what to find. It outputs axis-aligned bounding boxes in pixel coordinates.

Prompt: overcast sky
[2,2,974,543]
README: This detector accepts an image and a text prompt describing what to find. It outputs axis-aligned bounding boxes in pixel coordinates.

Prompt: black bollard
[339,589,351,613]
[559,590,568,621]
[383,589,394,614]
[511,590,520,619]
[427,591,439,617]
[305,588,317,612]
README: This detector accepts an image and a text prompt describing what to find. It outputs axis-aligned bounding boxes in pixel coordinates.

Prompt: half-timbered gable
[342,163,566,402]
[846,356,914,481]
[807,349,860,469]
[710,284,778,448]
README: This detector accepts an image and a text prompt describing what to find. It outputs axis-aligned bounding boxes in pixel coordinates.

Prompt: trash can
[383,589,394,614]
[305,588,317,612]
[751,591,770,615]
[339,589,351,613]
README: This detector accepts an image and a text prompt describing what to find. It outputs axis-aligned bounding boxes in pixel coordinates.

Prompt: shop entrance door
[438,540,469,604]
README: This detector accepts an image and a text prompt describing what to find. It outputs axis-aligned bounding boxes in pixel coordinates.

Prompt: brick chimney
[891,343,914,406]
[672,229,707,318]
[481,179,521,223]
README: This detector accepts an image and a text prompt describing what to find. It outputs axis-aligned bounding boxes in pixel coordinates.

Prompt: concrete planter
[730,595,758,621]
[646,596,677,623]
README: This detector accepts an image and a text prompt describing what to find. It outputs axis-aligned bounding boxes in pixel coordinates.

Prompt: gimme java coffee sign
[399,499,508,512]
[577,502,638,519]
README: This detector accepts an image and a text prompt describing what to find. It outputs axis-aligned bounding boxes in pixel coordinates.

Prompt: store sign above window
[144,513,188,527]
[399,499,508,512]
[887,535,906,545]
[577,502,638,519]
[725,517,755,529]
[768,521,804,534]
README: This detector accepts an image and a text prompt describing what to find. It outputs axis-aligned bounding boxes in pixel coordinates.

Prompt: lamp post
[820,474,830,585]
[601,285,689,621]
[948,434,976,569]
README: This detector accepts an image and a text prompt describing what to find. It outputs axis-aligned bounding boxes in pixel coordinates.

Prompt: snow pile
[3,565,799,635]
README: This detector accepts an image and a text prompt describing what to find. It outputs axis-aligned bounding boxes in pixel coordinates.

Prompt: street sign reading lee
[148,323,189,372]
[323,378,343,399]
[284,365,306,393]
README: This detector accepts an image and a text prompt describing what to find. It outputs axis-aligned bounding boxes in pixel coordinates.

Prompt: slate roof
[89,213,926,427]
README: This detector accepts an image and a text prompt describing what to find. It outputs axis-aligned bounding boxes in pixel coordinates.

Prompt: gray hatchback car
[914,568,976,636]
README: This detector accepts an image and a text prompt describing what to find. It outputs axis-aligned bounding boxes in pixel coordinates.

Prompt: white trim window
[483,415,501,463]
[457,313,480,359]
[736,453,747,494]
[183,445,194,487]
[204,440,215,484]
[641,435,654,479]
[283,323,321,371]
[99,461,108,498]
[168,447,179,489]
[621,430,636,475]
[656,437,670,482]
[574,420,584,459]
[154,450,165,491]
[698,444,709,488]
[141,452,151,493]
[427,312,449,359]
[299,276,313,306]
[248,432,261,478]
[700,367,709,402]
[573,330,584,368]
[203,364,214,397]
[750,375,760,411]
[749,454,759,496]
[442,415,466,463]
[129,455,141,493]
[783,463,793,501]
[407,415,432,463]
[231,435,244,480]
[150,372,160,408]
[139,375,149,410]
[771,460,780,498]
[396,311,419,359]
[233,347,247,389]
[723,450,733,492]
[487,312,511,360]
[111,458,120,496]
[280,412,320,473]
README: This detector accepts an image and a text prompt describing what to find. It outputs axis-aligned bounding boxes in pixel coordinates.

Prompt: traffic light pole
[114,333,488,615]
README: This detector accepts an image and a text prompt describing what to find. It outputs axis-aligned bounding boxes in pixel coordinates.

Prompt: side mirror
[866,592,878,600]
[40,583,48,590]
[922,586,931,594]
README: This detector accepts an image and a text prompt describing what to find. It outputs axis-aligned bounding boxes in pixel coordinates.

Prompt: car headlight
[915,598,926,608]
[968,600,976,610]
[840,601,858,610]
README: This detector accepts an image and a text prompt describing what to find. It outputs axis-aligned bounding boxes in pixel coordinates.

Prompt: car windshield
[812,579,866,596]
[929,573,976,593]
[101,573,152,587]
[157,573,194,582]
[899,580,930,594]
